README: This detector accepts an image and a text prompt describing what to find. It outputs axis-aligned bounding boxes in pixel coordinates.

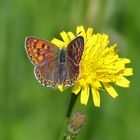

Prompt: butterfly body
[25,36,84,88]
[57,48,67,85]
[59,48,67,63]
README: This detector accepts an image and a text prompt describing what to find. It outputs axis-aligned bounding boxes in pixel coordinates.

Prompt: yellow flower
[51,26,133,107]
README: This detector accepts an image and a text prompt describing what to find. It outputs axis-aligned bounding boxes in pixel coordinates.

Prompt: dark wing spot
[37,52,40,55]
[47,46,50,49]
[42,43,45,48]
[37,48,40,51]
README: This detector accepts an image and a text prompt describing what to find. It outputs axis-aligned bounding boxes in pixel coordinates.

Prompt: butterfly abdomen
[58,63,66,83]
[57,49,67,84]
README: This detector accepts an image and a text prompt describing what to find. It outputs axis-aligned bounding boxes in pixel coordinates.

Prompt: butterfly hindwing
[25,36,59,65]
[67,36,84,65]
[64,57,80,86]
[34,56,59,87]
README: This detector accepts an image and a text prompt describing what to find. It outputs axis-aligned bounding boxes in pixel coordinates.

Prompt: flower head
[51,26,133,107]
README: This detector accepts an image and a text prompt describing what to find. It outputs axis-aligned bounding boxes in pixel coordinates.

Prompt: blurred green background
[0,0,139,140]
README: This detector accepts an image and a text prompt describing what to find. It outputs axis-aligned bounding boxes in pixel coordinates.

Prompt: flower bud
[66,111,86,139]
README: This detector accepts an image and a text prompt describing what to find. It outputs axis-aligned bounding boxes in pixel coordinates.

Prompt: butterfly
[25,36,84,88]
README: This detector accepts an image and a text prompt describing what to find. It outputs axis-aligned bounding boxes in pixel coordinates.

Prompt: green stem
[66,93,79,118]
[58,117,68,140]
[59,93,79,140]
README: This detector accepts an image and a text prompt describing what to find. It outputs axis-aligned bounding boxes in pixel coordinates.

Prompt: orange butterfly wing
[25,36,59,65]
[25,36,60,87]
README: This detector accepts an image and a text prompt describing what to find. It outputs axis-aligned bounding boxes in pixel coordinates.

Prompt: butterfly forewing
[67,36,84,65]
[64,36,84,86]
[25,36,59,65]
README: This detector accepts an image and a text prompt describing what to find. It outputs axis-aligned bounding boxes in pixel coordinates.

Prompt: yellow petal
[86,28,93,39]
[76,25,85,34]
[67,32,75,40]
[103,83,118,98]
[91,80,102,88]
[85,35,96,52]
[123,68,133,76]
[115,75,130,87]
[51,38,64,48]
[60,31,70,43]
[72,82,81,95]
[120,58,131,64]
[57,84,65,92]
[101,34,109,47]
[80,85,89,105]
[91,87,100,107]
[78,77,86,86]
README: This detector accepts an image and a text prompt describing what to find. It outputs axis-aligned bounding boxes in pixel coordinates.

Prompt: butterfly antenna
[77,31,82,35]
